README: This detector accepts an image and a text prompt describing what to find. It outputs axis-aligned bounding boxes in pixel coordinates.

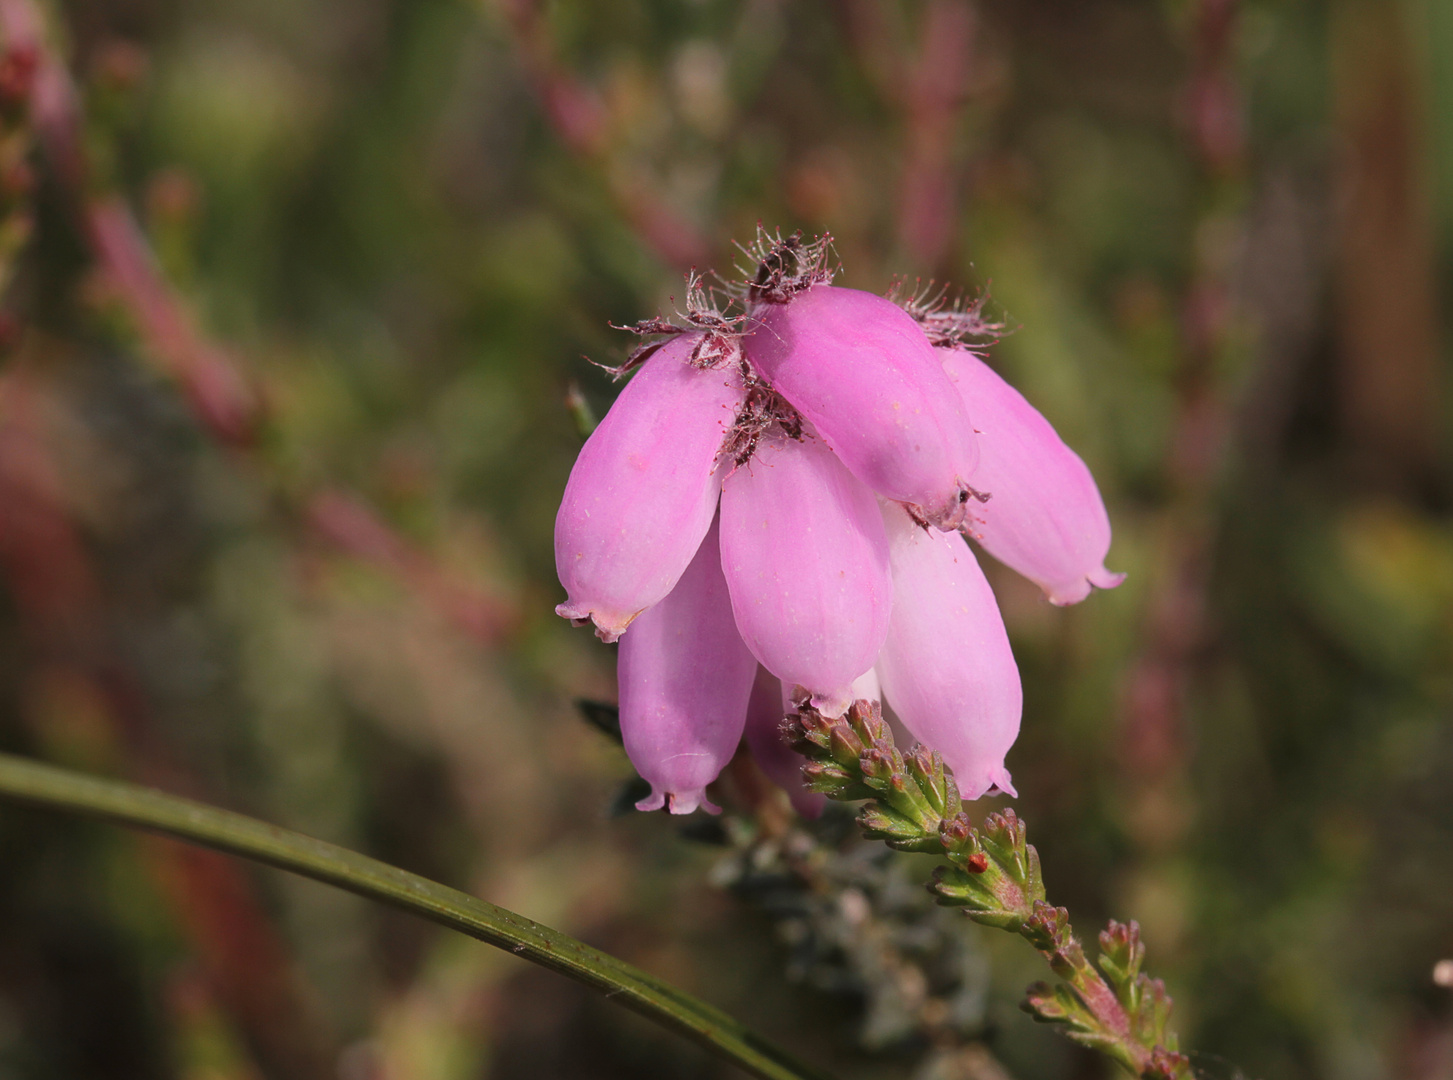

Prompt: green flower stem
[0,752,833,1080]
[788,701,1194,1080]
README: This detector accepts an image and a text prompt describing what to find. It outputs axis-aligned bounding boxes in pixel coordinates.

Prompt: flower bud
[555,334,743,641]
[744,286,980,529]
[618,513,757,814]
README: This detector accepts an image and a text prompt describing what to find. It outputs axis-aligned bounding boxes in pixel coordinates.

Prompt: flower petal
[781,667,880,711]
[618,513,757,815]
[744,285,980,529]
[743,666,825,818]
[941,348,1124,605]
[719,432,892,717]
[876,502,1021,800]
[555,334,744,640]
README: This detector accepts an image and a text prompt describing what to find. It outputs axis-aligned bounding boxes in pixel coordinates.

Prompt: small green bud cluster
[783,700,1193,1080]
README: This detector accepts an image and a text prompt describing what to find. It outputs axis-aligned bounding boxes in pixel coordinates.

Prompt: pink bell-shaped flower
[719,431,892,718]
[876,502,1021,800]
[618,513,759,814]
[941,348,1124,605]
[555,334,744,641]
[555,234,1126,814]
[744,285,980,529]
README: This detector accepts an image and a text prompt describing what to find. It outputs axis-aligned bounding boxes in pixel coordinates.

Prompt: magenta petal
[719,433,892,717]
[618,514,757,815]
[555,334,743,641]
[941,349,1124,605]
[743,666,825,818]
[744,286,980,529]
[877,503,1021,800]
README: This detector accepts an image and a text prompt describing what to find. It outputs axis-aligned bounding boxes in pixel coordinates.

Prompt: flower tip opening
[554,600,638,642]
[1044,580,1092,607]
[1044,565,1127,607]
[808,689,853,719]
[987,765,1018,799]
[1089,566,1127,591]
[635,787,722,815]
[957,762,1017,801]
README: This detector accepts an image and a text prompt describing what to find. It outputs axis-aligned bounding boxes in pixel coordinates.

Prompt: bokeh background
[1,1,1451,1078]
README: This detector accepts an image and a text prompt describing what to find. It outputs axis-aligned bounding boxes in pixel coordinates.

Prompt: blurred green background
[1,0,1451,1078]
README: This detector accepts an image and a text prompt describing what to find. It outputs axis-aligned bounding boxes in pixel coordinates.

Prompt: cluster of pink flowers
[556,234,1121,814]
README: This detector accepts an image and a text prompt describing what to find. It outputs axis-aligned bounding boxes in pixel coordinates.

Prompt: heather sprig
[556,230,1124,815]
[786,699,1194,1080]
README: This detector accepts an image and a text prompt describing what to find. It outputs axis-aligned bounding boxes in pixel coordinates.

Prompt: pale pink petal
[941,348,1124,605]
[876,502,1021,800]
[849,667,881,704]
[555,335,743,640]
[618,514,757,814]
[744,286,980,529]
[719,432,892,717]
[743,666,825,818]
[780,667,881,712]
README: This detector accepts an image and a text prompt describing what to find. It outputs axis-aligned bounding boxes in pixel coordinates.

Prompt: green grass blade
[0,752,832,1080]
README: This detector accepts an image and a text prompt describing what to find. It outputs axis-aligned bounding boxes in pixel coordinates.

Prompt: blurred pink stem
[0,0,515,644]
[838,0,979,271]
[493,0,709,266]
[307,489,515,643]
[2,0,259,445]
[896,1,976,270]
[0,371,338,1080]
[1121,0,1245,824]
[87,198,261,445]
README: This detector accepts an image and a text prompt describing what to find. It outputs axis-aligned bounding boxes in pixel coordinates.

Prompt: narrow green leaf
[0,752,833,1080]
